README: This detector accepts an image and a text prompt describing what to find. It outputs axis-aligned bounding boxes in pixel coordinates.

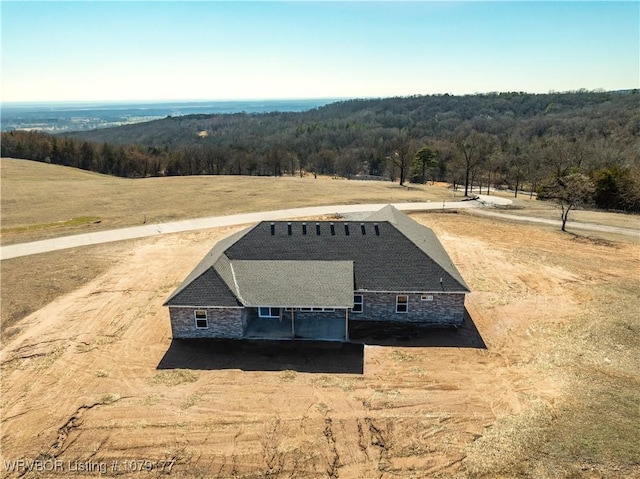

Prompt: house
[164,205,469,342]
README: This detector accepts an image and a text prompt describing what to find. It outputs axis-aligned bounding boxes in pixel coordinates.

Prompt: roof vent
[316,223,321,235]
[270,222,275,235]
[361,223,366,235]
[330,223,335,235]
[287,222,292,235]
[302,223,307,235]
[345,223,350,236]
[374,223,380,236]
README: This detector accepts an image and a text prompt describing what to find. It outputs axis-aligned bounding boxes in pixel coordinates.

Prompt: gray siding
[169,307,246,339]
[354,292,465,326]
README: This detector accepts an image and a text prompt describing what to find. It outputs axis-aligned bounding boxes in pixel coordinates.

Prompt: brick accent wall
[353,292,465,326]
[169,307,246,339]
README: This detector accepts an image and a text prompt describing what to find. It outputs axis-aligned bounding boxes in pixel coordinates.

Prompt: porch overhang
[231,260,354,308]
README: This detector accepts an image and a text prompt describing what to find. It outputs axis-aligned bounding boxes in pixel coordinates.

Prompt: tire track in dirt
[364,417,392,477]
[323,417,340,478]
[5,218,614,477]
[49,395,129,457]
[261,417,285,476]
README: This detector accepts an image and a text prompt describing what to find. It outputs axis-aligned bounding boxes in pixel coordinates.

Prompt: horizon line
[3,88,636,107]
[0,97,351,107]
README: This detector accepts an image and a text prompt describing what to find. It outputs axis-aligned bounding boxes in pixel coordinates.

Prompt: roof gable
[164,266,241,307]
[163,225,254,306]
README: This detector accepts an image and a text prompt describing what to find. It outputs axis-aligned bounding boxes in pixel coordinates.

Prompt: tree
[413,146,438,184]
[454,129,494,196]
[540,173,595,232]
[80,142,95,170]
[388,134,413,186]
[479,149,503,195]
[336,150,359,179]
[540,136,581,179]
[593,166,640,212]
[309,149,336,176]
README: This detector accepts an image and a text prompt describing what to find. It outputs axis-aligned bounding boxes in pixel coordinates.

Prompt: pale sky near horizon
[1,1,638,103]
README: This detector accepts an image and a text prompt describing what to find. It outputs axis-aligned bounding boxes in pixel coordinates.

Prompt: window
[194,310,208,329]
[258,307,280,318]
[396,295,408,313]
[351,295,363,313]
[298,307,334,312]
[421,295,433,301]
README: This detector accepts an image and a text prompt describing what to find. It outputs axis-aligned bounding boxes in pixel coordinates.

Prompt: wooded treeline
[2,90,639,211]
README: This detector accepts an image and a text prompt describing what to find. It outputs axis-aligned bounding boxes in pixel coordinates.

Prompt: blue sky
[1,1,638,102]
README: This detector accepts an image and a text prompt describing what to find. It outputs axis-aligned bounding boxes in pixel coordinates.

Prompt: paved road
[1,197,512,260]
[468,209,639,237]
[12,195,637,258]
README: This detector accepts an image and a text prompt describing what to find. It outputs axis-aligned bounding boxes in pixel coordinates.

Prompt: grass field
[1,158,455,245]
[496,196,640,231]
[1,158,639,478]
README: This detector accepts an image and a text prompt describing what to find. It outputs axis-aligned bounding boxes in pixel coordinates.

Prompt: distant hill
[2,90,639,212]
[0,99,340,133]
[64,90,639,149]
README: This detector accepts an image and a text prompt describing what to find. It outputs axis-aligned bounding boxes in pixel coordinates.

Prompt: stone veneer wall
[353,292,465,326]
[169,307,246,339]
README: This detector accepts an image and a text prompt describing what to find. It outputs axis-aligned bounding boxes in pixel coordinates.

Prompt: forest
[2,90,639,212]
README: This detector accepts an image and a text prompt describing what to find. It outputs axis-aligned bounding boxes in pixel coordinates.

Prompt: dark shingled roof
[164,227,252,307]
[165,206,469,308]
[165,266,242,307]
[366,205,469,290]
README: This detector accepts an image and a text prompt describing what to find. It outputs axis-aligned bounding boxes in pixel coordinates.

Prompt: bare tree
[336,150,359,179]
[454,129,494,196]
[540,173,595,232]
[388,134,413,186]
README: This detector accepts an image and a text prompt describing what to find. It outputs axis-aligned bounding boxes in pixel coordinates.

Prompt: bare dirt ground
[0,244,118,340]
[2,213,638,479]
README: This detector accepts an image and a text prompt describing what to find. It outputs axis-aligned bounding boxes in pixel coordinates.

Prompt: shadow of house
[157,339,364,374]
[348,308,486,348]
[156,309,486,373]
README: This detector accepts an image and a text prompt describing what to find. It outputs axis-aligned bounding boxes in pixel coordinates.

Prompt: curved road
[469,208,639,238]
[2,195,635,260]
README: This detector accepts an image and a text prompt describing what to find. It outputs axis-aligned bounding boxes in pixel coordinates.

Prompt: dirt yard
[2,213,638,479]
